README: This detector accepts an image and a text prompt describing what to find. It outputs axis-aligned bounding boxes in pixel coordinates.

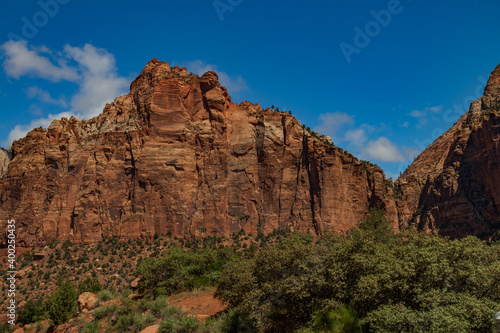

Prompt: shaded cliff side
[396,63,500,238]
[0,59,398,246]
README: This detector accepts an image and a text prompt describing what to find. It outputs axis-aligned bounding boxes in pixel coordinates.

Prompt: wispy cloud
[313,112,354,144]
[25,86,67,107]
[361,137,405,162]
[344,128,367,147]
[181,60,248,93]
[409,105,443,128]
[399,120,409,128]
[0,41,130,146]
[1,41,78,82]
[314,111,409,163]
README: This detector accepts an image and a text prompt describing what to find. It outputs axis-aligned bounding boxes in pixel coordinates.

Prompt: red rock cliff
[0,148,9,177]
[0,59,398,246]
[396,63,500,238]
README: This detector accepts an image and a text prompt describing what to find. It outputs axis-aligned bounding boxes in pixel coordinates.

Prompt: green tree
[216,232,336,332]
[17,297,47,325]
[308,306,360,333]
[48,278,79,326]
[136,247,238,296]
[78,275,103,294]
[351,208,395,244]
[216,214,500,332]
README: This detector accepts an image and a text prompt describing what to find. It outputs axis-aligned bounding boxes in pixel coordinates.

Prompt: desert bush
[82,320,100,333]
[97,289,114,301]
[93,304,118,320]
[78,276,103,294]
[47,278,78,326]
[116,312,156,332]
[136,246,239,296]
[148,295,169,317]
[0,323,14,333]
[17,297,47,325]
[207,307,252,333]
[159,315,202,333]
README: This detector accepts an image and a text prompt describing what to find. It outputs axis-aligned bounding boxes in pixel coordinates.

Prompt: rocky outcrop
[78,292,99,313]
[140,325,160,333]
[0,148,10,177]
[396,63,500,238]
[0,59,398,246]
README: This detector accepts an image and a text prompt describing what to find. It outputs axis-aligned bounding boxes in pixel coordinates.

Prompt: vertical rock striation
[0,59,398,246]
[0,148,10,177]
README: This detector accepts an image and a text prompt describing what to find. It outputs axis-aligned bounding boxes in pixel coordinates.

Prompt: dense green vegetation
[215,210,500,332]
[136,246,239,297]
[10,209,500,332]
[127,209,500,332]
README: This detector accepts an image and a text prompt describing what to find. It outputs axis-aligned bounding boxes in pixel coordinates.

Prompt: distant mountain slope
[396,63,500,238]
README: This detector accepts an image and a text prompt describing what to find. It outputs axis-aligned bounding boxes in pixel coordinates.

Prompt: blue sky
[1,0,500,178]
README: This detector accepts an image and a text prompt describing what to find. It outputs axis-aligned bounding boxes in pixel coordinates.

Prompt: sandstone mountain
[1,59,500,246]
[396,64,500,238]
[0,59,398,246]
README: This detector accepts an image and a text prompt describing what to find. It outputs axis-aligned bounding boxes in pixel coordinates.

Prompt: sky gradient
[1,0,500,178]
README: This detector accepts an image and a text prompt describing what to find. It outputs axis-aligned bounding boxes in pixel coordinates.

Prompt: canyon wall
[0,59,398,246]
[396,64,500,238]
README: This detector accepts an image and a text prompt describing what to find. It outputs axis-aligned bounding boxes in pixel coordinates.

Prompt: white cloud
[428,106,443,113]
[361,137,405,162]
[63,44,129,116]
[5,111,74,146]
[0,40,78,82]
[409,106,443,118]
[344,128,367,146]
[1,41,129,146]
[26,86,67,107]
[409,109,425,118]
[181,60,248,93]
[313,112,354,143]
[408,105,443,128]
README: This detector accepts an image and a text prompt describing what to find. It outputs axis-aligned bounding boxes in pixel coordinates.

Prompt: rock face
[0,148,10,177]
[4,59,499,245]
[77,292,99,313]
[0,59,398,246]
[396,63,500,238]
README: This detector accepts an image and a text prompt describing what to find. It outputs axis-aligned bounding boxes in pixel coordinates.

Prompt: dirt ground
[168,287,227,321]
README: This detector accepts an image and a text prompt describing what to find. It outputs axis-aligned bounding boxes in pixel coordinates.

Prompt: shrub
[47,278,78,326]
[82,320,100,333]
[208,307,252,333]
[93,304,118,320]
[116,312,156,332]
[78,276,103,294]
[148,296,169,317]
[97,289,114,302]
[308,306,360,333]
[17,297,47,325]
[136,246,238,296]
[159,315,201,333]
[0,323,14,333]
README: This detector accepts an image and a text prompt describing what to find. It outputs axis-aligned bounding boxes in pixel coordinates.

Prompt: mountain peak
[484,63,500,103]
[0,59,399,246]
[396,61,500,238]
